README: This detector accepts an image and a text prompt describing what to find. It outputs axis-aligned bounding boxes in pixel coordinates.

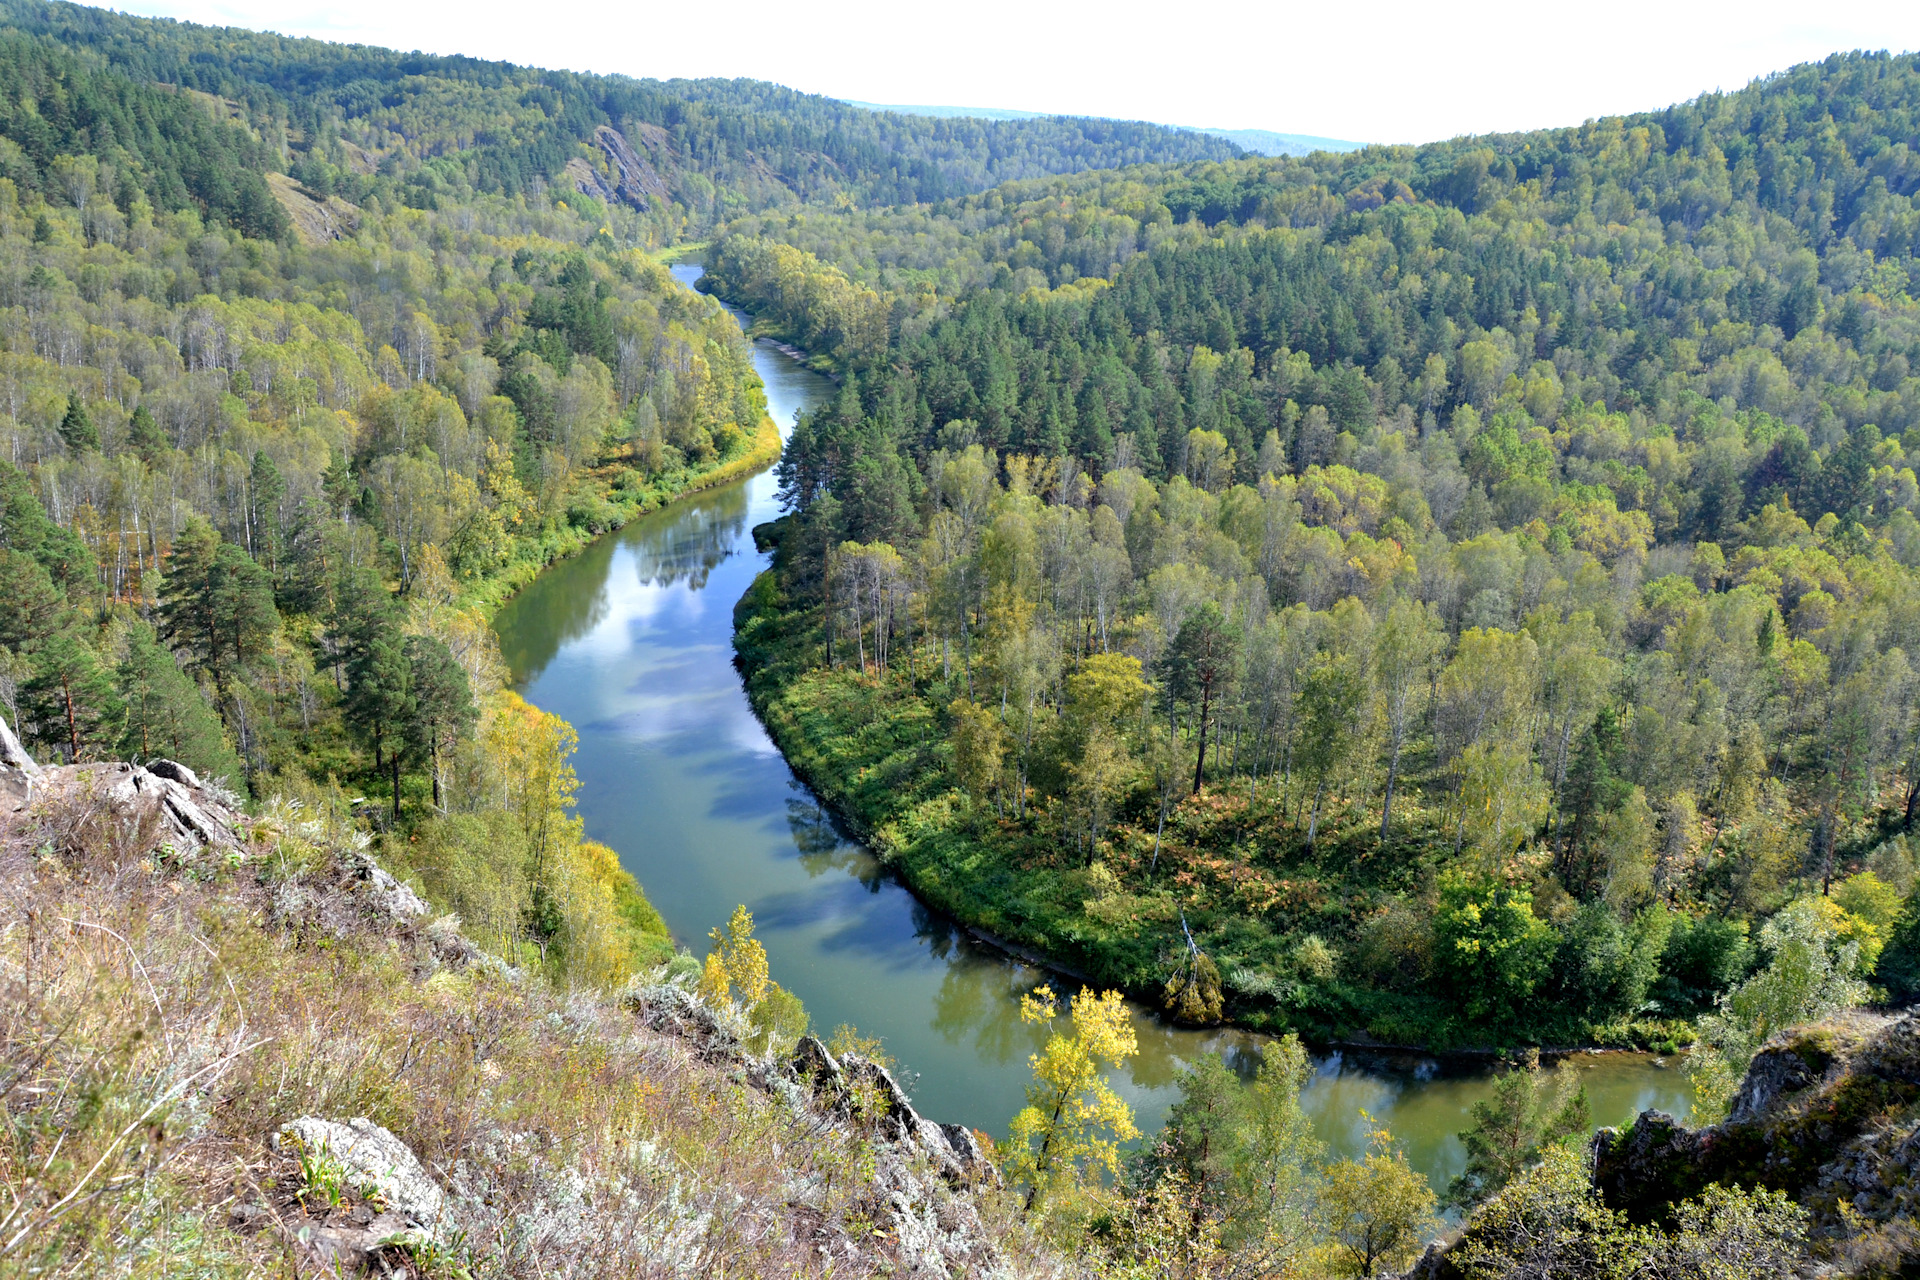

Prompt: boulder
[103,762,239,850]
[277,1116,451,1237]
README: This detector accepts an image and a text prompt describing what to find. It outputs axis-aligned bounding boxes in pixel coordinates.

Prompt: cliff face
[1590,1012,1920,1272]
[0,740,1048,1278]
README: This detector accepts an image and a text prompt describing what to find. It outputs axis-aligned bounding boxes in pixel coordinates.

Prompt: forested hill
[721,48,1920,1083]
[709,48,1920,352]
[0,0,1241,237]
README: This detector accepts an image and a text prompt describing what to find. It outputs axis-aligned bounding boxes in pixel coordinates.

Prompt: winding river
[490,263,1694,1197]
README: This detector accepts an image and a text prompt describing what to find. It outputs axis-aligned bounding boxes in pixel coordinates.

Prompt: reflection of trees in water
[784,794,888,890]
[496,482,752,678]
[930,956,1048,1068]
[495,534,618,679]
[625,484,749,593]
[924,941,1277,1093]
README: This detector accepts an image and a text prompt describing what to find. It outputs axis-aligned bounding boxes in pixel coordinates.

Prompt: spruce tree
[58,397,98,452]
[128,403,167,456]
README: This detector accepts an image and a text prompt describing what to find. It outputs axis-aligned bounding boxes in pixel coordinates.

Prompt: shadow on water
[491,261,1695,1196]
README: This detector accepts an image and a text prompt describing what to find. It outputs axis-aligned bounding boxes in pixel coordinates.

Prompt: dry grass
[0,780,1061,1279]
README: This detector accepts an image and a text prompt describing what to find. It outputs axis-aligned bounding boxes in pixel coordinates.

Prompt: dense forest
[0,0,1251,987]
[0,0,1241,243]
[723,50,1920,1093]
[0,15,804,993]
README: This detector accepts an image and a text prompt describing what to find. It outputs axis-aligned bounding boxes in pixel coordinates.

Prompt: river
[490,262,1693,1197]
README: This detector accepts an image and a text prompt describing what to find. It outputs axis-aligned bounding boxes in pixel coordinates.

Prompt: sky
[113,0,1920,145]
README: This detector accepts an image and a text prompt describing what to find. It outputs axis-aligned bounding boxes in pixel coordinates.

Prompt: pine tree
[157,519,279,687]
[344,608,413,818]
[0,458,96,596]
[0,549,66,653]
[248,451,286,572]
[23,628,119,762]
[116,621,243,784]
[157,518,222,669]
[404,633,476,811]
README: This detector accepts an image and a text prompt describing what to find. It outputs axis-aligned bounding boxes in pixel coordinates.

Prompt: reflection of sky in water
[495,263,1696,1193]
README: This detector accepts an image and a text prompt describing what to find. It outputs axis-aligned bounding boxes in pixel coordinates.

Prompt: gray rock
[363,862,429,923]
[1729,1041,1824,1125]
[144,758,201,788]
[278,1116,452,1238]
[104,763,237,850]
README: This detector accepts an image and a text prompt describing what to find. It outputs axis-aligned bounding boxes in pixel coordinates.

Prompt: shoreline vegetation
[457,412,781,619]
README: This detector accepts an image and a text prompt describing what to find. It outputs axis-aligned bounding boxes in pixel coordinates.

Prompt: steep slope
[0,733,1044,1277]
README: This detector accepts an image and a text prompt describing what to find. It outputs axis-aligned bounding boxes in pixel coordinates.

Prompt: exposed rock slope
[1591,1011,1920,1271]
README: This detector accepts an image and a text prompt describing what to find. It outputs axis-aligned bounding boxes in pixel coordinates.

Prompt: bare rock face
[593,124,669,202]
[560,126,671,212]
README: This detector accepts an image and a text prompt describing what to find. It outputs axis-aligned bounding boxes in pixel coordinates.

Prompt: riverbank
[730,570,1700,1058]
[455,415,781,619]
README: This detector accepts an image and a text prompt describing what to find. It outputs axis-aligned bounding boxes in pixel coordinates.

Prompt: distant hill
[842,101,1048,122]
[1190,127,1364,156]
[841,101,1363,156]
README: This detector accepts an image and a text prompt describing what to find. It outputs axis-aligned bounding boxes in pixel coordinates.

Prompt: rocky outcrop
[563,125,672,210]
[0,718,244,854]
[1590,1011,1920,1268]
[595,124,669,202]
[789,1034,998,1186]
[614,1004,1006,1274]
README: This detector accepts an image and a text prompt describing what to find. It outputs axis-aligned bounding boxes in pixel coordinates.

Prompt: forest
[0,0,1237,986]
[722,50,1920,1085]
[0,0,1241,242]
[0,2,1915,1273]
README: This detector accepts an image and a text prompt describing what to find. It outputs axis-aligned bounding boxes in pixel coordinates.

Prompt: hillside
[714,48,1920,1059]
[0,740,1042,1277]
[0,0,1242,242]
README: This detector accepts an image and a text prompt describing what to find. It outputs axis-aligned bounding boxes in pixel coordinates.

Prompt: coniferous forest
[1,0,1918,1273]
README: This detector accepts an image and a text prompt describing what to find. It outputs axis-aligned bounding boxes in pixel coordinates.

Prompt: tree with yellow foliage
[1316,1120,1440,1277]
[700,903,770,1007]
[697,904,808,1054]
[1005,984,1140,1215]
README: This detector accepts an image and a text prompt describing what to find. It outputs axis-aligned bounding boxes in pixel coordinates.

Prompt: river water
[490,262,1693,1196]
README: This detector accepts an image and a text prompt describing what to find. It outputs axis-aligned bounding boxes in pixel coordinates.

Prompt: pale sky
[114,0,1920,145]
